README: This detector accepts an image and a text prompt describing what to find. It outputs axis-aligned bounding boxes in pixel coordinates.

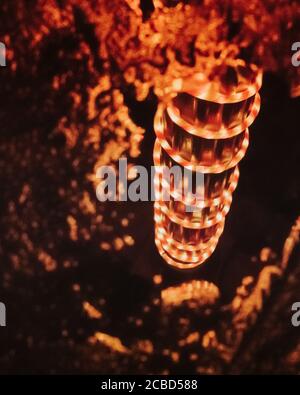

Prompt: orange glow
[154,62,262,269]
[161,280,220,308]
[89,332,130,354]
[83,301,103,319]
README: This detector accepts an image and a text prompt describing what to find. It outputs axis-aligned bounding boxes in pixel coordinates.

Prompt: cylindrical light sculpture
[154,61,262,269]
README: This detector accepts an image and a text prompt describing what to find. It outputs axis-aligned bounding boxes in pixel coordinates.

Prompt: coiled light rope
[154,62,262,269]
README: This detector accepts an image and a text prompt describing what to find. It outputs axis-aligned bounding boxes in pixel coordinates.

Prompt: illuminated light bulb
[154,61,262,269]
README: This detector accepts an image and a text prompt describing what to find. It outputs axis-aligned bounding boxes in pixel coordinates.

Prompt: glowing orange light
[154,61,262,269]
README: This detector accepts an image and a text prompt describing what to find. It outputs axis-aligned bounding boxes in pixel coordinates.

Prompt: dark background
[0,69,300,373]
[0,0,300,375]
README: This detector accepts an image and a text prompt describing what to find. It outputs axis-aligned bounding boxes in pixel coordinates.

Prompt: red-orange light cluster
[154,61,262,269]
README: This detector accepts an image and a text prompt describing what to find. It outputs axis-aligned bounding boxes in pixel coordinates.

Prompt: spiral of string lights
[153,60,262,269]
